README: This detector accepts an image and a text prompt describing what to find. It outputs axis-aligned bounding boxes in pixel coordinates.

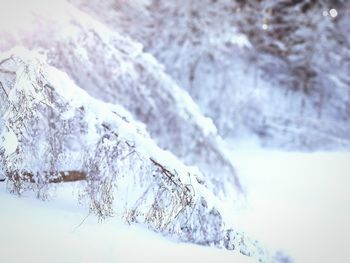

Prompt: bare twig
[72,212,91,232]
[149,158,179,187]
[0,56,13,66]
[28,92,54,109]
[101,123,119,139]
[0,56,16,75]
[0,81,9,99]
[120,149,136,160]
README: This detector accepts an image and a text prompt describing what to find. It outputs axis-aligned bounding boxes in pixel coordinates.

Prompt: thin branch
[102,123,119,139]
[0,56,16,75]
[72,212,91,232]
[101,123,142,160]
[149,158,179,187]
[120,149,136,160]
[28,91,54,109]
[0,81,9,99]
[0,56,13,66]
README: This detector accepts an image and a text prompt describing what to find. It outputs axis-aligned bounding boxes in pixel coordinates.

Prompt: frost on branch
[0,49,287,263]
[0,0,243,201]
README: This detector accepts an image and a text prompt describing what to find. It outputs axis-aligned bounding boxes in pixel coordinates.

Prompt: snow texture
[0,183,257,263]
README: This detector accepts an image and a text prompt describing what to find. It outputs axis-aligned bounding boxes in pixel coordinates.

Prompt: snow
[1,150,348,262]
[0,127,18,155]
[0,183,254,263]
[1,1,349,262]
[230,33,252,48]
[230,150,350,263]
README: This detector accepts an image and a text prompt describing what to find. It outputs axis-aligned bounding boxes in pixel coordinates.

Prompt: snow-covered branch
[0,48,288,263]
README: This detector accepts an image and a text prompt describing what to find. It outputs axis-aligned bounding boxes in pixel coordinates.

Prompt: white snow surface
[230,149,350,263]
[0,183,254,263]
[1,150,349,263]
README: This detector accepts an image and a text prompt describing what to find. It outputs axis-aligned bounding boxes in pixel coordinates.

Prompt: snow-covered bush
[0,47,207,228]
[0,0,243,200]
[0,49,287,263]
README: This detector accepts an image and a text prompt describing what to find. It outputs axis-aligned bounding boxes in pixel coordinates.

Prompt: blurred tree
[236,0,349,96]
[70,0,350,148]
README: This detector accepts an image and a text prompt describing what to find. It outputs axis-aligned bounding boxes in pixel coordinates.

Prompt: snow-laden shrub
[0,0,243,201]
[0,49,287,263]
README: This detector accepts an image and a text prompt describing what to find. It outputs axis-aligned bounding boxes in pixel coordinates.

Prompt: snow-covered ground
[0,182,253,263]
[231,150,350,263]
[1,150,349,263]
